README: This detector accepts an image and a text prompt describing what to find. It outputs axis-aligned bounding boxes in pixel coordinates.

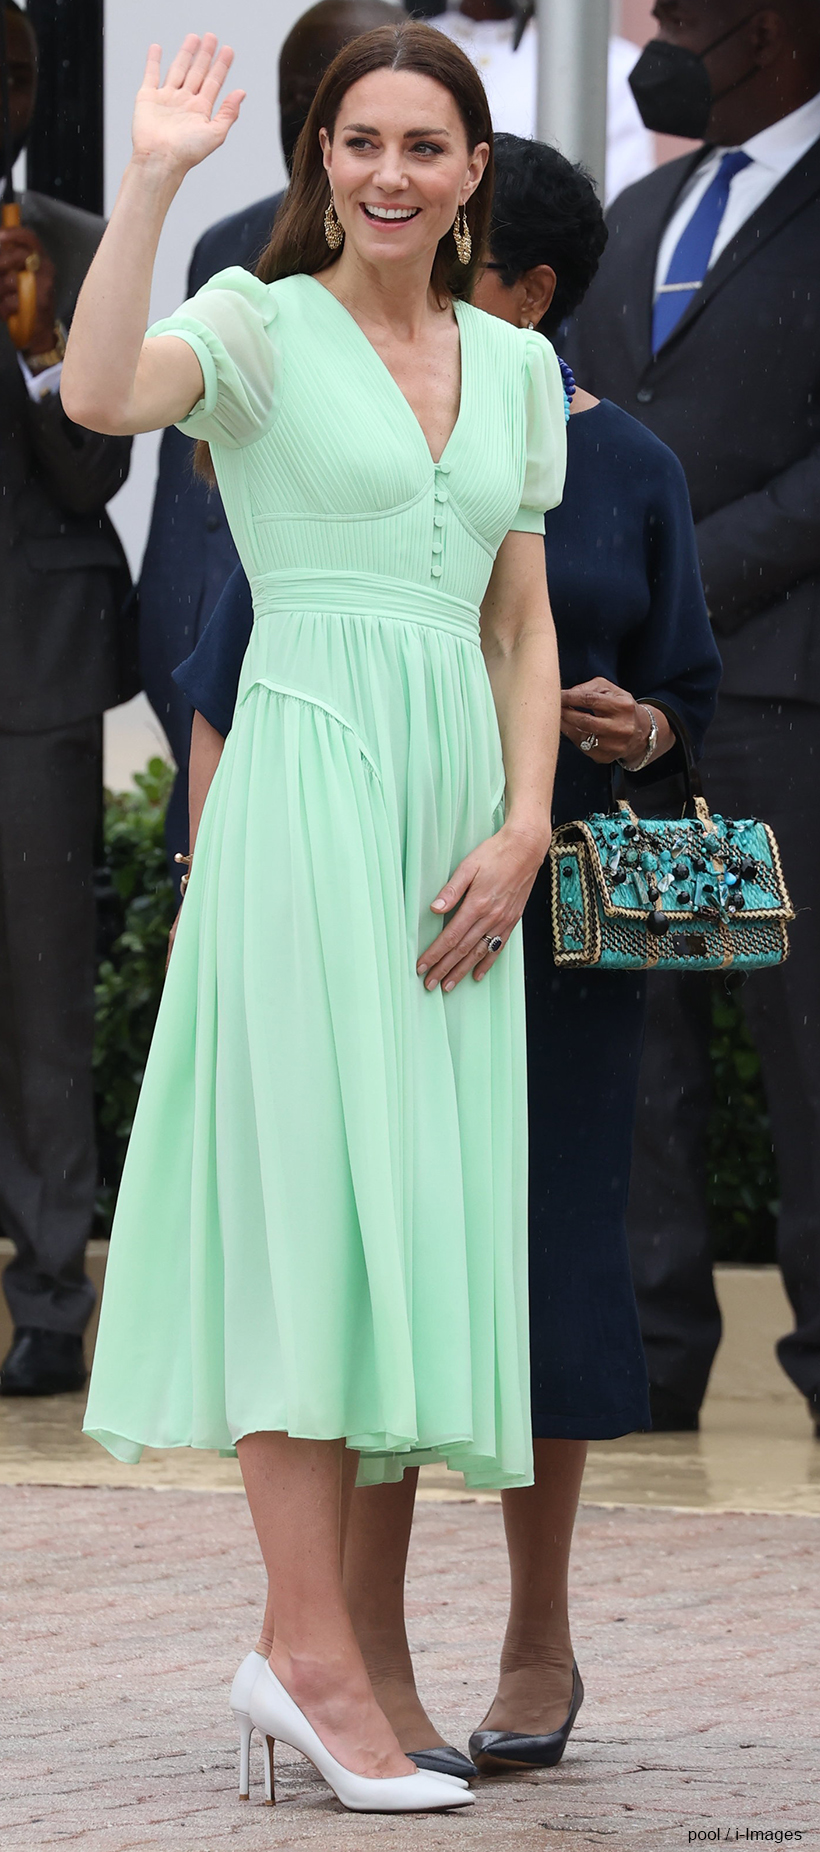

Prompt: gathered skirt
[84,573,534,1489]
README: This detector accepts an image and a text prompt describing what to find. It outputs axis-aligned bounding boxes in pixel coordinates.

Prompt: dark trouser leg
[708,699,820,1411]
[626,963,721,1414]
[0,720,100,1335]
[629,696,820,1415]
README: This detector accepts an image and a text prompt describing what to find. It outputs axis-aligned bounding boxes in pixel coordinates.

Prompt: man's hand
[0,225,57,357]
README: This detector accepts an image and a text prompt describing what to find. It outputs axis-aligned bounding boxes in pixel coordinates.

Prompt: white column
[536,0,610,197]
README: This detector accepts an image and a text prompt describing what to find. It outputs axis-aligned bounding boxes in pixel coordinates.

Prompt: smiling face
[319,67,488,275]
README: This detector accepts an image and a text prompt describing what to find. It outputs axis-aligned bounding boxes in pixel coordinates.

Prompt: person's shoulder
[460,301,538,363]
[21,191,107,317]
[590,400,690,494]
[191,192,284,286]
[606,152,703,229]
[21,189,104,255]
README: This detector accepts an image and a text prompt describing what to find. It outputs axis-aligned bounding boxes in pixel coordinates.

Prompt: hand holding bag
[549,718,793,973]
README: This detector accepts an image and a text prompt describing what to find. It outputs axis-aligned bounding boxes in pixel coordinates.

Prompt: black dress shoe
[408,1746,479,1780]
[468,1663,584,1773]
[0,1328,87,1396]
[649,1385,700,1432]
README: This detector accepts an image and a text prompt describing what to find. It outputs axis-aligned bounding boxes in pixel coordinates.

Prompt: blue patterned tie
[652,149,752,353]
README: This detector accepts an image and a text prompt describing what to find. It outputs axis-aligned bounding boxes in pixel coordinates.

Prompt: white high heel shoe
[230,1650,267,1798]
[248,1662,475,1813]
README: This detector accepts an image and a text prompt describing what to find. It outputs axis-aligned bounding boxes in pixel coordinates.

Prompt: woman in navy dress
[174,135,721,1775]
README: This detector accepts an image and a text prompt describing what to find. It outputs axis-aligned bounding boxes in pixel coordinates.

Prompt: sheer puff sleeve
[509,330,568,535]
[145,267,279,448]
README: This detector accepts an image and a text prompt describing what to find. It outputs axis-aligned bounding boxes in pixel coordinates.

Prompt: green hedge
[94,759,176,1230]
[707,979,778,1262]
[93,765,779,1258]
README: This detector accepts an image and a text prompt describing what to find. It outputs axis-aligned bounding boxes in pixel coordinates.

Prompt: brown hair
[194,22,493,480]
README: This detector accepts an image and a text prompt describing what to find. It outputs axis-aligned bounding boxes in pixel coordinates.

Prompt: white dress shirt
[434,13,654,205]
[654,87,820,297]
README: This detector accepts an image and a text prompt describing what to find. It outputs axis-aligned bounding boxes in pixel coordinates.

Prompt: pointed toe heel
[469,1663,584,1774]
[248,1663,474,1813]
[409,1746,479,1781]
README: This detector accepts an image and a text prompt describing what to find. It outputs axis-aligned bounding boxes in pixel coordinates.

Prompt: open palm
[132,34,245,172]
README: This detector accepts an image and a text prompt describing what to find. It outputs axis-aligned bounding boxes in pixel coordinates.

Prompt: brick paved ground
[2,1489,818,1852]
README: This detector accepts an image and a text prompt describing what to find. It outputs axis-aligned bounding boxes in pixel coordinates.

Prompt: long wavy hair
[194,22,493,480]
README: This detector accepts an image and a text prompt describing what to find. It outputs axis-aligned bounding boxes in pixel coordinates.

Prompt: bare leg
[237,1430,413,1778]
[343,1468,446,1751]
[480,1438,587,1734]
[254,1439,360,1657]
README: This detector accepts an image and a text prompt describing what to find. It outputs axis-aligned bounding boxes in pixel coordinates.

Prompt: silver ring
[485,934,503,955]
[579,734,599,752]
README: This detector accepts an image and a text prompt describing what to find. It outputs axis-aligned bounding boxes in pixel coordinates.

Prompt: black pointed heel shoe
[468,1663,584,1773]
[408,1746,479,1781]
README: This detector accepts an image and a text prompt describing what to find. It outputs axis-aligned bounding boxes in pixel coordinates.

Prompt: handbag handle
[611,702,711,824]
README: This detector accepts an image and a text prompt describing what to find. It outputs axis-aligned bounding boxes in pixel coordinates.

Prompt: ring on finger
[579,734,599,752]
[484,933,504,955]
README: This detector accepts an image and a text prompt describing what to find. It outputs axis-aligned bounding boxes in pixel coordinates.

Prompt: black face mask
[629,12,760,142]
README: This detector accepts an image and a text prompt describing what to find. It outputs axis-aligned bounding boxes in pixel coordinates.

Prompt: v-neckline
[305,273,467,470]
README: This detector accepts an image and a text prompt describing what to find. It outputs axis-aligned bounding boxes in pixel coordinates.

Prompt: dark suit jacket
[0,191,133,732]
[138,192,282,773]
[566,135,820,704]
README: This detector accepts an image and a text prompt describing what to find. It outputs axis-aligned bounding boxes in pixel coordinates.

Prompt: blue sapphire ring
[485,934,504,955]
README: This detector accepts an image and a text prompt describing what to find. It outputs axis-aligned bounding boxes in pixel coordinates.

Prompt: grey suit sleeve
[696,439,820,633]
[26,390,131,515]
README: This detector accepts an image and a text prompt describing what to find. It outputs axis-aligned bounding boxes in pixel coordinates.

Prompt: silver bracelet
[619,705,658,773]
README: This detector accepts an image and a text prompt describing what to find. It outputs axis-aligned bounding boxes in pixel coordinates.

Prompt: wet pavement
[2,1259,818,1850]
[2,1490,817,1852]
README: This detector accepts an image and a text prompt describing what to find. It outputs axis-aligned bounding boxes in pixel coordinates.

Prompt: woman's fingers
[426,921,508,989]
[418,906,488,984]
[429,854,478,917]
[183,33,221,94]
[561,677,622,709]
[212,90,246,138]
[440,934,501,992]
[165,33,203,90]
[141,44,162,91]
[200,46,237,108]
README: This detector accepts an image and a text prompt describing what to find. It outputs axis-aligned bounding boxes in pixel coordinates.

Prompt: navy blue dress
[174,398,721,1439]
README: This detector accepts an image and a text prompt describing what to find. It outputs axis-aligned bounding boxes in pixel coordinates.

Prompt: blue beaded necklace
[557,356,577,424]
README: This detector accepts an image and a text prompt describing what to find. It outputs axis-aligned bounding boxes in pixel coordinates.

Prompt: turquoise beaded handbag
[549,726,794,974]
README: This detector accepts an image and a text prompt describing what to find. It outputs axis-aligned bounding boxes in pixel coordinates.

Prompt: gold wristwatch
[25,321,68,375]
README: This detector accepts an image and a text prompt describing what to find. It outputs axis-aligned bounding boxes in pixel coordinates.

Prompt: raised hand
[131,34,245,175]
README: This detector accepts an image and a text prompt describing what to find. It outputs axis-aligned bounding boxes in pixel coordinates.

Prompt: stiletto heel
[230,1649,267,1799]
[264,1734,276,1805]
[248,1663,474,1813]
[236,1712,253,1799]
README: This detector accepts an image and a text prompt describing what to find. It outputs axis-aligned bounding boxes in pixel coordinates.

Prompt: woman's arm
[417,530,560,991]
[61,35,244,435]
[167,711,224,964]
[189,710,225,851]
[560,446,722,774]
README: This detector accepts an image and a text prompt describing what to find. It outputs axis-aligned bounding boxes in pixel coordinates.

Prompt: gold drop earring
[452,202,471,266]
[323,187,344,251]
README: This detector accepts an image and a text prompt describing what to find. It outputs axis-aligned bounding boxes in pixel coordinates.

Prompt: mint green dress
[84,269,566,1489]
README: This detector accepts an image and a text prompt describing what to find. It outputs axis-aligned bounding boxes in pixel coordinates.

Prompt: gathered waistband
[249,570,481,646]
